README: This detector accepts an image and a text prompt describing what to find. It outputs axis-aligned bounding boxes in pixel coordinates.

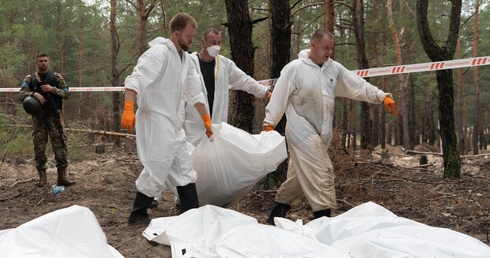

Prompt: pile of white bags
[143,205,349,258]
[144,202,490,258]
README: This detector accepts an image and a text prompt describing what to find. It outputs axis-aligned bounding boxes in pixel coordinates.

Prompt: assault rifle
[37,80,66,147]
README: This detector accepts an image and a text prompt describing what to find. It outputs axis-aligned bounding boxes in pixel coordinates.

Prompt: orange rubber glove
[201,114,213,138]
[121,101,136,131]
[264,124,274,132]
[383,96,398,116]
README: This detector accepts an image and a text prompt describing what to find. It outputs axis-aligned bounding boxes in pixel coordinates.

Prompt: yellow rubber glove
[121,101,136,131]
[383,96,398,116]
[264,124,274,132]
[201,114,213,138]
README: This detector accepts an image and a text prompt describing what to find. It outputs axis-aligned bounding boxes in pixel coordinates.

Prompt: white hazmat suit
[184,54,269,146]
[264,49,392,211]
[124,37,206,198]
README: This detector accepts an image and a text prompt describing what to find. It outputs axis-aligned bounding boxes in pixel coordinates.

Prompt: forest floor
[0,143,489,257]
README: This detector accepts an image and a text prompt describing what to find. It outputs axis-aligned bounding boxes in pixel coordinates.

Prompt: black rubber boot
[313,209,331,219]
[267,202,291,225]
[149,199,159,209]
[176,183,199,213]
[128,191,154,225]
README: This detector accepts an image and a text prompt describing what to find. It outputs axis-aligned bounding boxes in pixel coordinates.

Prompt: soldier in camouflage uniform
[18,53,75,187]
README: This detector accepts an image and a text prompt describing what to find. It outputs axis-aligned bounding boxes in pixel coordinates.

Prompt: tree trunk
[269,0,291,79]
[380,30,390,148]
[347,25,356,150]
[436,69,461,178]
[408,74,416,147]
[472,1,481,155]
[342,98,348,149]
[370,0,383,149]
[387,0,410,150]
[56,2,65,75]
[325,0,334,60]
[111,0,121,148]
[225,0,256,133]
[266,0,292,186]
[455,32,466,154]
[381,76,388,147]
[339,21,349,150]
[352,0,372,150]
[77,0,85,120]
[370,97,379,147]
[416,0,462,179]
[137,0,149,56]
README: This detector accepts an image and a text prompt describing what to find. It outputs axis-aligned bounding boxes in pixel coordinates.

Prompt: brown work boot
[37,169,47,187]
[57,167,76,187]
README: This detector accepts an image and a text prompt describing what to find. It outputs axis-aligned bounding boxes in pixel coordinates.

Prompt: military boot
[57,167,76,187]
[37,169,47,187]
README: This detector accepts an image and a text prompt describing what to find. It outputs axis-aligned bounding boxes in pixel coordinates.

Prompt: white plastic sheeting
[190,122,287,207]
[0,205,123,258]
[144,202,490,258]
[143,205,349,258]
[289,202,490,258]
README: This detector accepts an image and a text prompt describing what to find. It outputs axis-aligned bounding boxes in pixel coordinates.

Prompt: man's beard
[179,38,190,51]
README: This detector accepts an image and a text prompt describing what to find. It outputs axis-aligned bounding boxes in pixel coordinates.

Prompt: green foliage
[0,41,25,86]
[0,0,489,157]
[66,130,92,162]
[0,115,33,156]
[62,120,95,161]
[0,107,92,161]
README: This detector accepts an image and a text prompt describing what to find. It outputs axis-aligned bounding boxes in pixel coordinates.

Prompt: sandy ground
[0,145,489,257]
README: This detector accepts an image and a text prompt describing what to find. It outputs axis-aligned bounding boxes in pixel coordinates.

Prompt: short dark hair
[202,28,220,40]
[311,29,334,42]
[169,12,197,33]
[36,52,49,61]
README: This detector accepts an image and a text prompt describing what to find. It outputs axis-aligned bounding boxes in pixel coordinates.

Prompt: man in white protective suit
[148,28,273,209]
[121,13,213,226]
[264,29,398,224]
[184,28,272,146]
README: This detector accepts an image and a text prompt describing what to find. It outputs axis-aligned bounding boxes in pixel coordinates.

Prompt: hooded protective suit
[264,49,392,211]
[184,54,268,146]
[124,37,205,198]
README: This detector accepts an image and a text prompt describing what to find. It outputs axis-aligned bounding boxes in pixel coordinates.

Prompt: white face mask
[206,45,221,57]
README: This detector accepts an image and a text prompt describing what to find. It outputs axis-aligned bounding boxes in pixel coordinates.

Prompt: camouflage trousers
[31,112,68,171]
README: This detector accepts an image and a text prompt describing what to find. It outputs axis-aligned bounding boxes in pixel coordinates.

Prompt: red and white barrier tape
[0,86,126,93]
[353,56,489,77]
[1,56,489,92]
